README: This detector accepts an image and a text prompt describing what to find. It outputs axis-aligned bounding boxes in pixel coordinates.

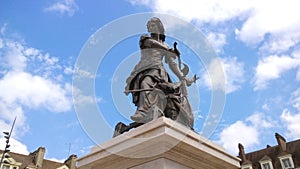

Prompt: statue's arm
[139,35,183,79]
[165,55,184,80]
[142,37,171,51]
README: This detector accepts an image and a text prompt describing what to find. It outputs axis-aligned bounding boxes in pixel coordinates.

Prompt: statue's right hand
[182,75,198,86]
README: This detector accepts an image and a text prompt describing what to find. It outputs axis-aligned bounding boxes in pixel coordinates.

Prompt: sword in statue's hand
[172,42,199,97]
[173,42,181,69]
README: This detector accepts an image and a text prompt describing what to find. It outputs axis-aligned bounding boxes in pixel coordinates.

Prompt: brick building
[0,147,77,169]
[238,133,300,169]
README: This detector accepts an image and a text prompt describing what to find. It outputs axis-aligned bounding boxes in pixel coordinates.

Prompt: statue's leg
[147,89,166,120]
[130,76,156,122]
[131,76,167,123]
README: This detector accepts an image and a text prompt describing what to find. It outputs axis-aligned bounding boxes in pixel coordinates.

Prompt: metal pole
[0,117,17,167]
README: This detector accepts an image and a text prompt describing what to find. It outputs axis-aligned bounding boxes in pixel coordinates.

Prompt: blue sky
[1,0,300,161]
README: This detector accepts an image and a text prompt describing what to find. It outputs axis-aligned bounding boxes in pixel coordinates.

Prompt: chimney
[275,133,286,152]
[31,147,45,169]
[238,143,247,163]
[64,154,77,169]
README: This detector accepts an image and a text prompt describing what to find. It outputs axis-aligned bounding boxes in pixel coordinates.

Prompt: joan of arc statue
[124,17,197,129]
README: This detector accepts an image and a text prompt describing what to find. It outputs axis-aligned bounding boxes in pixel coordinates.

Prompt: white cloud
[246,113,272,128]
[279,88,300,140]
[260,31,300,54]
[206,32,226,53]
[47,158,65,163]
[0,30,72,153]
[130,0,300,54]
[297,69,300,81]
[44,0,78,16]
[237,1,300,46]
[73,66,95,79]
[0,137,29,155]
[254,54,300,90]
[219,121,259,155]
[72,87,103,105]
[130,0,254,23]
[203,57,245,94]
[222,57,245,93]
[281,109,300,140]
[202,58,225,92]
[0,37,72,113]
[218,113,273,155]
[64,66,73,75]
[262,103,270,111]
[0,105,28,138]
[291,88,300,111]
[0,71,71,112]
[4,40,27,71]
[0,23,7,35]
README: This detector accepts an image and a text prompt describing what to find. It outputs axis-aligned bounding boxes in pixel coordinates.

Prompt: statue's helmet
[147,17,165,35]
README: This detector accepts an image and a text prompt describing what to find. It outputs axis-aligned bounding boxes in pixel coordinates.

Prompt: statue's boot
[130,110,147,123]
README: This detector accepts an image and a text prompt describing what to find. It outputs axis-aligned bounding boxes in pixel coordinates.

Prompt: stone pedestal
[77,117,240,169]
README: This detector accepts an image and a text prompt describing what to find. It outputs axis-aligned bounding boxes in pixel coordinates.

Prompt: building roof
[239,134,300,169]
[0,148,75,169]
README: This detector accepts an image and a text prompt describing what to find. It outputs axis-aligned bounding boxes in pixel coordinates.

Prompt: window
[259,156,274,169]
[241,164,253,169]
[279,154,294,169]
[2,165,10,169]
[282,158,292,168]
[262,163,271,169]
[259,161,274,169]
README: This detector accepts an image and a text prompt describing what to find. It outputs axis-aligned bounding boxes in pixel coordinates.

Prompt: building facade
[238,133,300,169]
[0,147,77,169]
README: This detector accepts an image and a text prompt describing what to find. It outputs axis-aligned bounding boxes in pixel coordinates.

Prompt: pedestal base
[77,117,240,169]
[129,158,190,169]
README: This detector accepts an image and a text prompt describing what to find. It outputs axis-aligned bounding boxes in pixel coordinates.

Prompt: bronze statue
[124,17,197,129]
